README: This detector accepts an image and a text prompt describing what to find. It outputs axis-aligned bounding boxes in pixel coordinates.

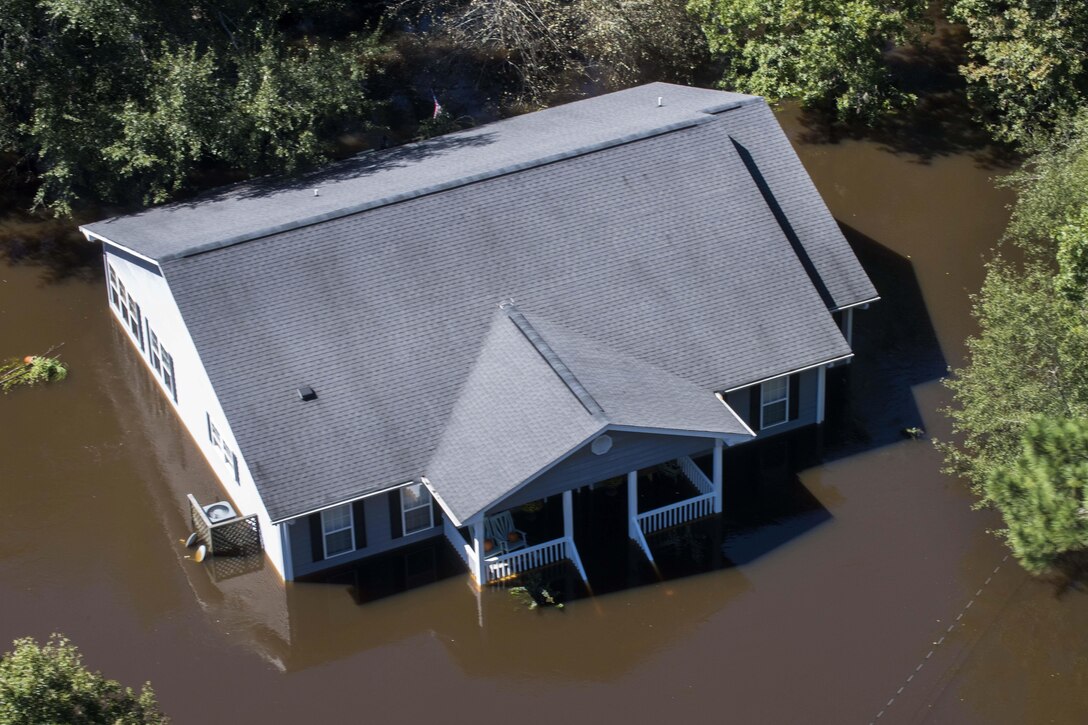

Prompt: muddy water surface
[1,108,1084,724]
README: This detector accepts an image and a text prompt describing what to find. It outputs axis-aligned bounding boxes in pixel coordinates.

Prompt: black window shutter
[231,452,239,484]
[788,374,800,420]
[308,513,324,562]
[352,499,368,549]
[389,490,403,539]
[749,384,762,430]
[206,412,212,443]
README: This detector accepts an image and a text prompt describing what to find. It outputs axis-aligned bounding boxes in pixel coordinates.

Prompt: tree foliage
[941,260,1088,567]
[1000,111,1088,300]
[985,417,1088,574]
[0,0,382,215]
[948,0,1088,148]
[0,634,167,724]
[687,0,928,122]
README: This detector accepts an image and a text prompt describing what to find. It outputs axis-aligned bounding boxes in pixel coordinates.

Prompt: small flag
[432,92,443,119]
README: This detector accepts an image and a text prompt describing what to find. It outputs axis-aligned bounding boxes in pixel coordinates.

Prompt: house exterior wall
[489,431,717,515]
[725,366,821,438]
[287,490,444,579]
[100,244,287,579]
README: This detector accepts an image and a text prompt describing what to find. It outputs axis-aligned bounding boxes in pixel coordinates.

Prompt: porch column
[471,520,486,585]
[816,364,827,425]
[563,490,573,540]
[713,438,723,514]
[627,470,639,538]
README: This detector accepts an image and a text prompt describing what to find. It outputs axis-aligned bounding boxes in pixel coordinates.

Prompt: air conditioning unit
[203,501,238,523]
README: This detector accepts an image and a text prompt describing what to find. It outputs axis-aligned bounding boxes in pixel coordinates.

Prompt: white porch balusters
[713,438,724,514]
[471,520,486,585]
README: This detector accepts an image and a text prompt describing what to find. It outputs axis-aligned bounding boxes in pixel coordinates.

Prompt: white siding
[101,246,287,579]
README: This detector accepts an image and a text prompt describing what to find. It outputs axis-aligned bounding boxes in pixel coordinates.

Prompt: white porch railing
[444,518,478,576]
[484,537,582,583]
[637,492,715,535]
[678,455,714,496]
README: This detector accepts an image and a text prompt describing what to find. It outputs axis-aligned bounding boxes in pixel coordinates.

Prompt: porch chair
[484,511,528,556]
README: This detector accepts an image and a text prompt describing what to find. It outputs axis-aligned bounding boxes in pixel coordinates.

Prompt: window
[401,483,434,535]
[107,264,121,308]
[127,293,144,350]
[146,322,176,401]
[147,325,162,374]
[321,504,354,558]
[117,278,130,325]
[206,414,240,484]
[760,376,789,429]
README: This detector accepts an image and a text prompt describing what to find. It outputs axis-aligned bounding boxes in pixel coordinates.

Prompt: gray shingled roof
[427,307,753,522]
[87,83,876,522]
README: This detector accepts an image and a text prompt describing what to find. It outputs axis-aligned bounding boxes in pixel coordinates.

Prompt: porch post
[627,470,638,538]
[713,438,724,514]
[563,490,573,540]
[471,520,486,585]
[816,364,827,425]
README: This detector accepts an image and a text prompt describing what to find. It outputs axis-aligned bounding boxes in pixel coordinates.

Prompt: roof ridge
[499,302,606,419]
[164,99,761,262]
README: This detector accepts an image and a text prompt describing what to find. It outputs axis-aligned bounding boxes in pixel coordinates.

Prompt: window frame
[400,483,434,535]
[320,503,355,559]
[760,376,790,430]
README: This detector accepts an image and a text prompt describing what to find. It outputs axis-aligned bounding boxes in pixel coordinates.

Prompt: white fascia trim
[721,354,854,394]
[714,393,757,437]
[451,425,610,527]
[79,228,162,267]
[830,295,881,313]
[420,476,461,528]
[271,480,415,525]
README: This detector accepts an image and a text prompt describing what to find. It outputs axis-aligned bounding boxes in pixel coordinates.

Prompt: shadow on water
[822,223,948,457]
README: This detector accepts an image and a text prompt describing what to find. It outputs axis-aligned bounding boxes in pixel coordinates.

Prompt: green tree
[941,260,1088,542]
[1000,111,1088,300]
[984,417,1088,573]
[687,0,928,121]
[0,0,382,215]
[0,634,167,724]
[948,0,1088,148]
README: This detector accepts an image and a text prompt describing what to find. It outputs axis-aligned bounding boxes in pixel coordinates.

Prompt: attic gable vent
[297,386,317,402]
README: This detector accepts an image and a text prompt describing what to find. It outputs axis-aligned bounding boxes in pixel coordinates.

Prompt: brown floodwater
[2,100,1085,724]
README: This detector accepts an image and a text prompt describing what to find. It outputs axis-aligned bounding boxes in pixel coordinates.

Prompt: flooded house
[79,82,877,589]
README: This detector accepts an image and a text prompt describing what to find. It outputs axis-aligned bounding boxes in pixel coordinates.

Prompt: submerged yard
[2,103,1086,723]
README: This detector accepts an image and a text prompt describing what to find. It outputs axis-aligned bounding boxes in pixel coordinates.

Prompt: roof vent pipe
[657,96,663,107]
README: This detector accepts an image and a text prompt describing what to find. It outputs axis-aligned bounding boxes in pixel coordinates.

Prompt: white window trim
[760,376,790,430]
[321,504,355,559]
[401,484,434,536]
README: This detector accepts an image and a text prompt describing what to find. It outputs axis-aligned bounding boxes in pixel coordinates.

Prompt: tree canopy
[0,635,168,724]
[687,0,928,122]
[948,0,1088,148]
[984,417,1088,574]
[999,111,1088,299]
[0,0,381,215]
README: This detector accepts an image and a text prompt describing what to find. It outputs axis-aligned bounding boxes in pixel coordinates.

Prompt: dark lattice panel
[206,553,265,582]
[210,515,262,557]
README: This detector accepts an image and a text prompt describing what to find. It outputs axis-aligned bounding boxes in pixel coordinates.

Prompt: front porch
[443,439,724,587]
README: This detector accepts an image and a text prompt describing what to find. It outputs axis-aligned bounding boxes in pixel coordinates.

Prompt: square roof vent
[297,386,317,402]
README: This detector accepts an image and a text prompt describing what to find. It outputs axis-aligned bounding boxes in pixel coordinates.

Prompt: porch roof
[425,308,751,524]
